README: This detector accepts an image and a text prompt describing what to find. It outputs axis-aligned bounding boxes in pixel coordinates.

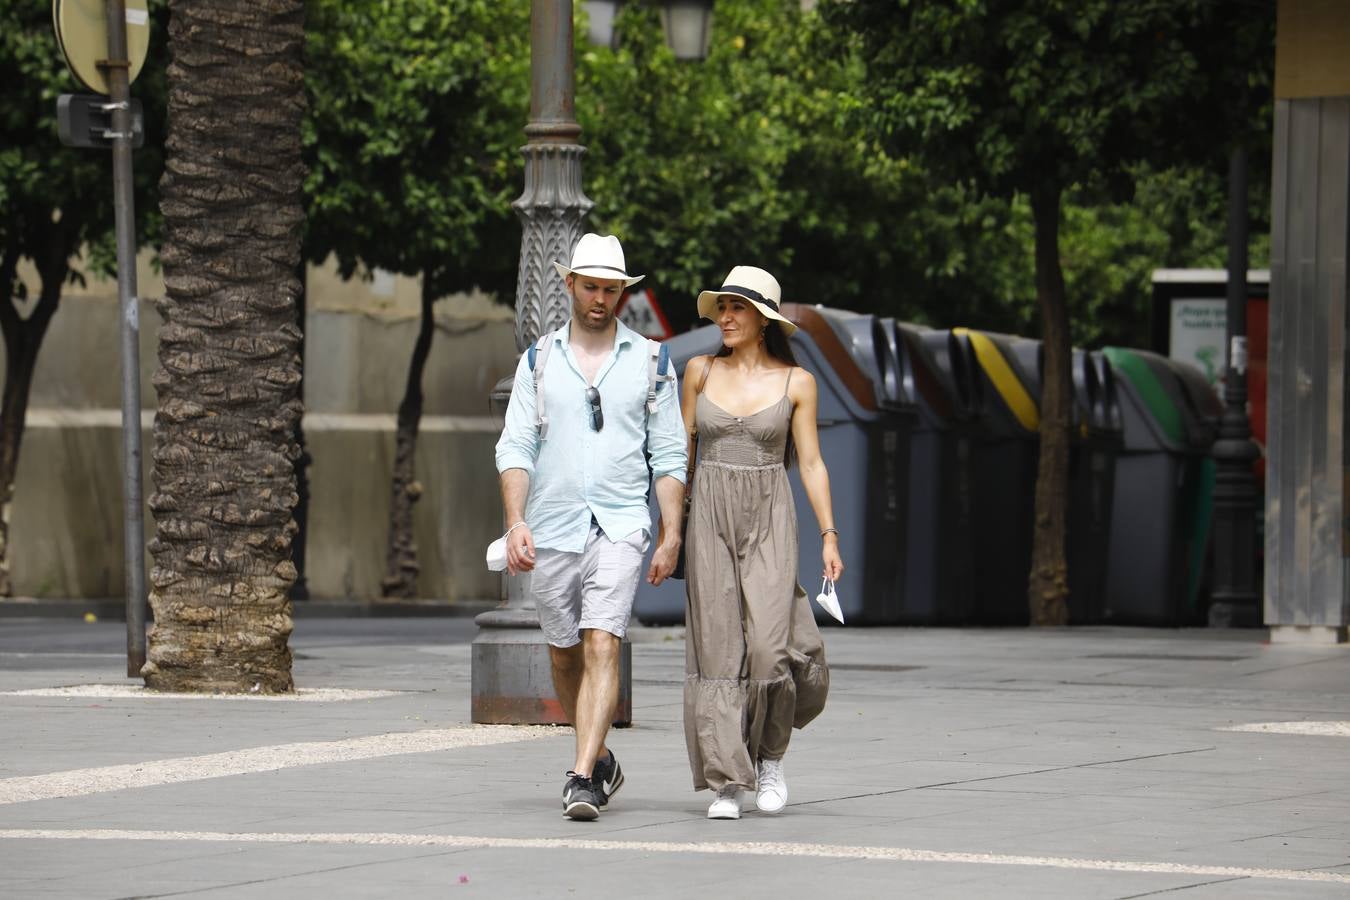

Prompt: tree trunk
[1028,185,1071,626]
[0,229,70,597]
[145,0,306,693]
[382,281,435,599]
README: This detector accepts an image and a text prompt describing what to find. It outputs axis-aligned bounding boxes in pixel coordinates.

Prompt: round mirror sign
[53,0,151,96]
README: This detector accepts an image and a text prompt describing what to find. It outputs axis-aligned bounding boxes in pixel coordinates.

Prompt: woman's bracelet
[504,521,528,538]
[821,528,839,539]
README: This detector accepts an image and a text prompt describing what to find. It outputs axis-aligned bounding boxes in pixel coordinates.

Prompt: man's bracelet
[821,528,839,539]
[505,521,528,538]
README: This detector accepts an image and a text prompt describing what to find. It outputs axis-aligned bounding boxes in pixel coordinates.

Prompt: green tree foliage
[578,0,941,329]
[303,0,530,298]
[0,0,167,594]
[577,1,1256,345]
[822,0,1274,623]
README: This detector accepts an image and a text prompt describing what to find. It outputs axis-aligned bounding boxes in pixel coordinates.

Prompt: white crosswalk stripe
[0,726,557,805]
[0,828,1346,884]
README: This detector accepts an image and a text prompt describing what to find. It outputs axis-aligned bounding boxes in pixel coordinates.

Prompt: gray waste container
[633,304,914,625]
[951,328,1040,625]
[984,338,1124,624]
[885,323,979,624]
[1065,350,1123,624]
[1101,347,1219,625]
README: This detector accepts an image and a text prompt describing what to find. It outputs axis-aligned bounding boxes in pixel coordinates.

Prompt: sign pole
[100,0,147,675]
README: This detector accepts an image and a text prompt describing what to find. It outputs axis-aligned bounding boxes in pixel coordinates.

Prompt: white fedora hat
[697,265,797,337]
[552,233,645,287]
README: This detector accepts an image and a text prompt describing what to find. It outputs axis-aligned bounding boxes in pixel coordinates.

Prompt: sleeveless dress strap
[697,356,715,394]
[783,367,794,396]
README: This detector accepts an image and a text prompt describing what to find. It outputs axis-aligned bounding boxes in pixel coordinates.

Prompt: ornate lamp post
[472,1,714,725]
[1208,146,1262,628]
[473,0,594,725]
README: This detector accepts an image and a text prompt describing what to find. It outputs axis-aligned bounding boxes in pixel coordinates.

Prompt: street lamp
[659,1,714,60]
[582,1,621,49]
[583,1,715,60]
[1208,146,1262,628]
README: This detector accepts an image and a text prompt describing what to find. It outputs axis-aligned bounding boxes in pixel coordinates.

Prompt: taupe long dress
[683,379,830,793]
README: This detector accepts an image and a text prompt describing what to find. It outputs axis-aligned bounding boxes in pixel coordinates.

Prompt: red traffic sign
[617,287,674,340]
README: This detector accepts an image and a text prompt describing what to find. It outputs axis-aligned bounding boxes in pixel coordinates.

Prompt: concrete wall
[7,256,519,603]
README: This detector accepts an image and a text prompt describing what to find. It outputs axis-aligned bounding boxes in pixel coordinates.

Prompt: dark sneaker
[562,772,599,821]
[593,750,624,810]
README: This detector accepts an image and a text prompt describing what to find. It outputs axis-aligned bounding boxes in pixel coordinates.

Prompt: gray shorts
[533,523,649,648]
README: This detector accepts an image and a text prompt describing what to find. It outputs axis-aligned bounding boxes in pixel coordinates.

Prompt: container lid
[953,327,1039,434]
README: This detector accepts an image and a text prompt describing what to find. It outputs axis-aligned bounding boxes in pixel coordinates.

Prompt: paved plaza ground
[1,615,1348,898]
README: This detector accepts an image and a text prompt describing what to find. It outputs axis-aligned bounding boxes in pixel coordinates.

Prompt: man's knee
[550,642,584,674]
[581,628,621,666]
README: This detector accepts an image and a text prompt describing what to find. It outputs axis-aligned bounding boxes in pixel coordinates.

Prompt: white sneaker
[756,758,787,813]
[706,786,741,819]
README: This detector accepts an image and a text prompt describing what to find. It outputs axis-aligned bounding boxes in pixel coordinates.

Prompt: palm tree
[144,0,306,692]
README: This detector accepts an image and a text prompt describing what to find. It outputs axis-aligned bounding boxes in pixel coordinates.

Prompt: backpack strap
[647,339,675,415]
[529,331,555,439]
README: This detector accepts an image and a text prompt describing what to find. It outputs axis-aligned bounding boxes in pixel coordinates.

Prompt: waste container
[1065,349,1123,624]
[633,305,914,625]
[882,323,979,624]
[988,338,1124,624]
[813,308,892,408]
[951,328,1041,625]
[1101,347,1219,625]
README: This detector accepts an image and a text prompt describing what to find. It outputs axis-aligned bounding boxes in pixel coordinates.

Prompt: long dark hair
[715,320,799,468]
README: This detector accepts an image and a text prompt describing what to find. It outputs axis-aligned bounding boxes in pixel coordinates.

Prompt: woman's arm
[789,368,844,581]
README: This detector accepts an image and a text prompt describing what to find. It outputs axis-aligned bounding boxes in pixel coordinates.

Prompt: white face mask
[814,578,844,624]
[486,536,508,572]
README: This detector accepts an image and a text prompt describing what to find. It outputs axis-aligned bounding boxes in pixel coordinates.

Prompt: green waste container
[1101,347,1219,625]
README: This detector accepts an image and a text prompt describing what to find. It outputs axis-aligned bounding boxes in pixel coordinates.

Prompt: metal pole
[1208,146,1261,628]
[103,0,147,674]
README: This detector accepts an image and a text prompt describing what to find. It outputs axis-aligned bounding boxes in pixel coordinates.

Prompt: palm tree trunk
[145,0,306,692]
[1028,184,1071,626]
[382,281,435,599]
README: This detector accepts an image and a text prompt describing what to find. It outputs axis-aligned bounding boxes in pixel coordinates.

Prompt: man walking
[495,233,687,821]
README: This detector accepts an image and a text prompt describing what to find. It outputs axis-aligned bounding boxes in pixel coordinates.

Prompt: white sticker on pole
[1230,335,1248,375]
[126,9,149,26]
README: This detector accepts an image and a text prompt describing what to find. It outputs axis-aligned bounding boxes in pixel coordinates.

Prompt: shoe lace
[759,759,783,791]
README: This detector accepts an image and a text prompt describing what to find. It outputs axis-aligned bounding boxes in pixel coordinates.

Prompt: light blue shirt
[495,318,687,553]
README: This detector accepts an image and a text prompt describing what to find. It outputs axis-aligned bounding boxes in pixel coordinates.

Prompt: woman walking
[680,266,842,820]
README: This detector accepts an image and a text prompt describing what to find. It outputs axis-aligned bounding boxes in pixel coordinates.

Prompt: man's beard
[572,290,615,332]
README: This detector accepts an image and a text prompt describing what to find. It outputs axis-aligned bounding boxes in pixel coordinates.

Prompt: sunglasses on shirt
[586,387,603,432]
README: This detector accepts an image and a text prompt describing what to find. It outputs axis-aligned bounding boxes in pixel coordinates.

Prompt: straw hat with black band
[552,233,645,288]
[696,266,797,337]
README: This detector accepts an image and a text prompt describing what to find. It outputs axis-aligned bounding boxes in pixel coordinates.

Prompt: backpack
[526,329,674,440]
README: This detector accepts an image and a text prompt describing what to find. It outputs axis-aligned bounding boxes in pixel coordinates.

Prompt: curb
[0,597,498,621]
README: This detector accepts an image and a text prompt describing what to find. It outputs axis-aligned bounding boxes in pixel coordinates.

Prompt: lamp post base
[1207,599,1261,629]
[470,622,632,725]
